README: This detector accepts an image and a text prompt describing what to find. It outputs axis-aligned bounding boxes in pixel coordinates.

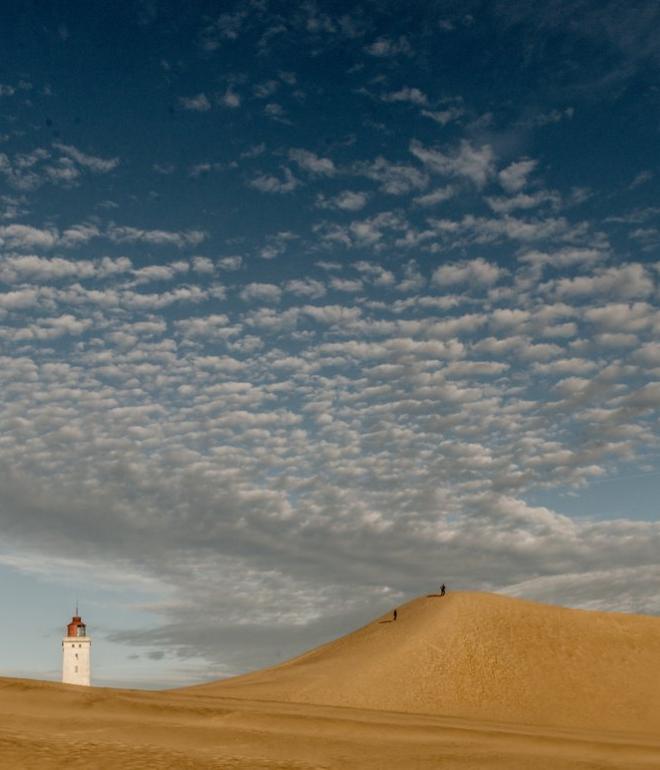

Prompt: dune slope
[184,591,660,734]
[3,677,660,769]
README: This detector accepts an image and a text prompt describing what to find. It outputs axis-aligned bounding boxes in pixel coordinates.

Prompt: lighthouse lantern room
[62,611,91,686]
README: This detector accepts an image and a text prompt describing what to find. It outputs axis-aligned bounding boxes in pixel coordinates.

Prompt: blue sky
[0,0,659,687]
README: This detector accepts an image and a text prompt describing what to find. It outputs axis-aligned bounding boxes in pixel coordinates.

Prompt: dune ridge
[2,592,660,768]
[184,591,660,734]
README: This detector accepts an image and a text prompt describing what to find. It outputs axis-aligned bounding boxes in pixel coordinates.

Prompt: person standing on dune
[440,584,446,597]
[393,609,398,621]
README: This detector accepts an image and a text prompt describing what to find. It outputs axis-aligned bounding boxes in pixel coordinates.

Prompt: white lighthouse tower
[62,610,91,686]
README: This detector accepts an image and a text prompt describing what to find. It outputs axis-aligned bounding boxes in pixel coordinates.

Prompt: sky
[0,0,659,688]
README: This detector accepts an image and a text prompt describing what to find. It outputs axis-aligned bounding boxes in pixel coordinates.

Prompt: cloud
[486,190,561,214]
[175,314,239,340]
[632,342,660,366]
[2,237,660,677]
[397,260,426,292]
[239,282,283,302]
[240,143,266,159]
[421,106,464,125]
[364,36,412,57]
[0,223,102,252]
[220,88,241,108]
[0,287,41,310]
[0,255,97,282]
[53,143,120,173]
[217,256,243,271]
[200,10,248,50]
[179,93,212,111]
[153,162,176,174]
[132,262,189,284]
[628,170,653,189]
[248,167,300,193]
[519,247,606,269]
[285,278,326,298]
[288,148,336,175]
[410,140,496,187]
[2,4,660,683]
[432,258,504,287]
[345,211,406,246]
[354,261,395,287]
[107,225,207,248]
[253,80,279,98]
[189,162,223,178]
[413,186,455,207]
[583,302,657,332]
[0,144,118,190]
[330,277,363,293]
[192,256,215,274]
[316,190,368,211]
[17,313,93,340]
[300,303,361,325]
[44,159,81,185]
[498,159,538,193]
[0,224,59,250]
[264,103,289,122]
[0,152,43,191]
[550,264,654,300]
[60,224,101,247]
[501,567,660,615]
[427,214,590,245]
[357,157,428,195]
[381,87,428,106]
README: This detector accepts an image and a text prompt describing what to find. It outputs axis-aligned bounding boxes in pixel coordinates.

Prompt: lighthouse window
[75,653,78,659]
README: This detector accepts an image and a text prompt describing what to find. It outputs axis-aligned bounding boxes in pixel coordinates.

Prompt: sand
[2,592,659,769]
[188,592,660,734]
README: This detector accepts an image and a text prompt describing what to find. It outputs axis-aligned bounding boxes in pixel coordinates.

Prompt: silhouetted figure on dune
[440,584,446,597]
[393,609,398,621]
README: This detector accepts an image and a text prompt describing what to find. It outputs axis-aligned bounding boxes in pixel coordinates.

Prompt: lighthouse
[62,611,91,686]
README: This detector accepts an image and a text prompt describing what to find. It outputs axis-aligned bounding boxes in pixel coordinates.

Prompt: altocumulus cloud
[0,0,658,684]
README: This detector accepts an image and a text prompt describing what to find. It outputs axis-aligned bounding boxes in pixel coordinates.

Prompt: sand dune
[185,591,660,734]
[2,592,660,768]
[2,676,660,769]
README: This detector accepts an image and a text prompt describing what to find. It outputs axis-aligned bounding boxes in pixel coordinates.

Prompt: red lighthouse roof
[66,614,87,638]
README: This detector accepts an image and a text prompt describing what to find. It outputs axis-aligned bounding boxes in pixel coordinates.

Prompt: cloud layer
[0,0,658,682]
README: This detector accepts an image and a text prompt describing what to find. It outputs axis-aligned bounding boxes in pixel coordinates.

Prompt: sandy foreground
[2,592,660,769]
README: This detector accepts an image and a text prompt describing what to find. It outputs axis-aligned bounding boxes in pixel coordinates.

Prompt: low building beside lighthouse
[62,612,91,686]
